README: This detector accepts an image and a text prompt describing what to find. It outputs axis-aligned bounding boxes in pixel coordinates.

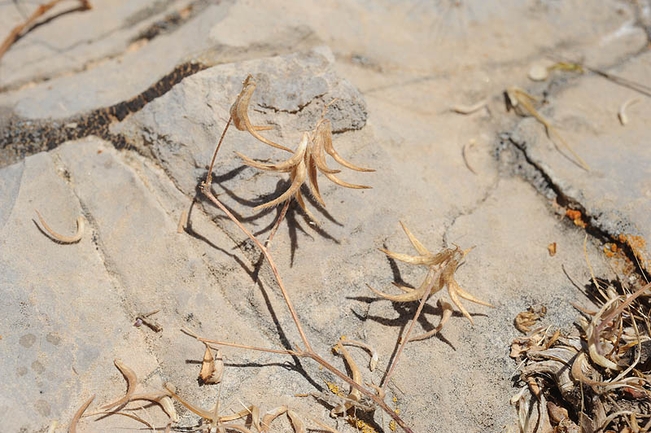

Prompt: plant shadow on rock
[199,164,342,267]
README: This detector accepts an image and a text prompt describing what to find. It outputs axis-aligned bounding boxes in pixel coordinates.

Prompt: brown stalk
[0,0,91,62]
[381,269,437,390]
[101,359,137,411]
[69,394,94,433]
[197,119,414,433]
[35,210,85,244]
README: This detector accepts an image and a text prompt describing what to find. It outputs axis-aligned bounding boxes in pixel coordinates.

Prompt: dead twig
[102,359,137,411]
[0,0,91,63]
[35,210,85,244]
[69,394,94,433]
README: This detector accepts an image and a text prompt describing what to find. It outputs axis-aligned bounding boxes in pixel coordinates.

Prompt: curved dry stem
[367,266,440,302]
[1,0,92,62]
[314,119,374,172]
[164,383,215,420]
[340,338,379,371]
[35,210,84,244]
[254,162,307,211]
[323,171,371,190]
[261,405,288,432]
[69,395,94,433]
[230,75,291,152]
[236,134,307,173]
[407,299,453,342]
[102,359,137,411]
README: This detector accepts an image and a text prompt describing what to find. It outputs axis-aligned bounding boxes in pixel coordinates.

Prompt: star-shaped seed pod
[369,222,493,325]
[236,117,374,221]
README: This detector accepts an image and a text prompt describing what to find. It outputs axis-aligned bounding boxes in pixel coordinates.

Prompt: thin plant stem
[198,106,415,433]
[381,271,438,390]
[200,186,313,352]
[198,337,302,357]
[265,200,290,247]
[206,116,232,187]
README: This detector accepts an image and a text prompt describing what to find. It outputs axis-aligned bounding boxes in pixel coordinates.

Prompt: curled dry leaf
[618,97,640,126]
[406,299,453,342]
[339,337,379,372]
[331,341,363,415]
[261,405,288,433]
[230,75,290,152]
[514,304,547,334]
[369,222,493,327]
[199,344,224,384]
[164,383,215,420]
[69,395,94,433]
[287,410,306,433]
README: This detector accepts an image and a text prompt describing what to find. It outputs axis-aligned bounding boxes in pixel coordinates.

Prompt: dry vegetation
[511,275,651,433]
[63,74,495,433]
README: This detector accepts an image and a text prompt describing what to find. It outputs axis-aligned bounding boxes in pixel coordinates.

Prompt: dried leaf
[230,75,290,152]
[199,345,224,384]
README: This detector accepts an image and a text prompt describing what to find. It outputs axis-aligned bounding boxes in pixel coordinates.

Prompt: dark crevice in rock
[130,0,217,43]
[498,132,648,276]
[0,61,207,167]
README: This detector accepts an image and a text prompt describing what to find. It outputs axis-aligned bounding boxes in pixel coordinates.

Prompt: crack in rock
[0,61,206,168]
[498,132,649,276]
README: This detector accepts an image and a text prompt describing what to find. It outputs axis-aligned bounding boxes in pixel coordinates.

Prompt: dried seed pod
[199,345,223,384]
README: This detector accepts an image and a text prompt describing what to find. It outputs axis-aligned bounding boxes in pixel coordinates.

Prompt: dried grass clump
[510,280,651,433]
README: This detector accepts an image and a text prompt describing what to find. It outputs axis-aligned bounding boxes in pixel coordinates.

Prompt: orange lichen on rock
[603,243,618,258]
[618,234,649,272]
[565,209,586,228]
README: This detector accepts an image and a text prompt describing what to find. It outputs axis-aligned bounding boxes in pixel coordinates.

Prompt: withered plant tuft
[231,75,374,222]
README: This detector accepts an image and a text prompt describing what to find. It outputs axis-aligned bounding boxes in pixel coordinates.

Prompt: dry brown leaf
[230,75,290,152]
[199,344,224,384]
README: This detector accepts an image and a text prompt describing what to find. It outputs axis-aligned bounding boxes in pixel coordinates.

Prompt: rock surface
[1,1,649,432]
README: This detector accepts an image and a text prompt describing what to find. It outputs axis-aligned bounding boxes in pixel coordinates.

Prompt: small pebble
[528,64,549,81]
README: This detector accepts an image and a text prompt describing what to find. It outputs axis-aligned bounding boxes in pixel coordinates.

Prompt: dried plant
[193,77,415,432]
[68,359,178,432]
[505,87,590,171]
[369,221,493,327]
[510,281,651,433]
[34,210,85,244]
[233,78,374,221]
[230,75,291,152]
